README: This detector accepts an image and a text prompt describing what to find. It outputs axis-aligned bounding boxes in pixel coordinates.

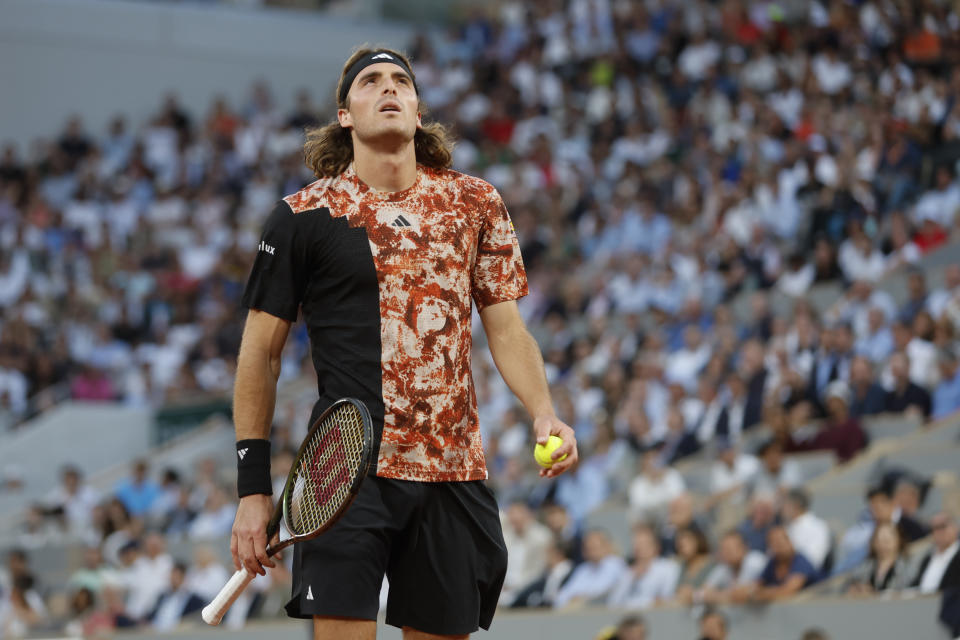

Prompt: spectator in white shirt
[118,533,173,621]
[554,530,627,608]
[187,485,235,541]
[912,165,960,230]
[912,513,960,594]
[500,501,553,605]
[927,264,960,321]
[44,465,101,536]
[782,489,832,572]
[838,233,886,284]
[708,439,761,506]
[628,444,687,525]
[607,524,680,609]
[749,439,803,499]
[664,326,711,392]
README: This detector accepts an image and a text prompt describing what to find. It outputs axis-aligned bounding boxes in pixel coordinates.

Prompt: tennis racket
[202,397,374,625]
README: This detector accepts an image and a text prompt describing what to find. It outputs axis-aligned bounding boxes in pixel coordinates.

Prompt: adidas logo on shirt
[392,215,412,227]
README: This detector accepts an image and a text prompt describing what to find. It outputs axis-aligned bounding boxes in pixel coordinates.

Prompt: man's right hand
[231,494,276,576]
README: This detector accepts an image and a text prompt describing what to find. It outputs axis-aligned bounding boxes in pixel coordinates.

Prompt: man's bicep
[240,309,292,362]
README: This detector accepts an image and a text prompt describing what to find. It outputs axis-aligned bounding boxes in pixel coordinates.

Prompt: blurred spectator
[598,614,647,640]
[542,503,581,564]
[698,608,728,640]
[187,484,236,540]
[0,574,45,638]
[628,444,686,524]
[114,459,162,518]
[738,491,777,553]
[554,530,626,609]
[510,537,574,609]
[607,524,679,609]
[928,265,960,321]
[898,270,929,324]
[68,545,118,595]
[44,465,101,534]
[835,486,929,575]
[671,527,715,602]
[800,630,830,640]
[63,586,114,638]
[150,561,204,631]
[707,439,760,505]
[749,439,802,498]
[932,349,960,419]
[848,356,886,418]
[660,493,707,556]
[752,525,819,602]
[501,501,553,605]
[912,513,960,594]
[117,533,173,621]
[845,521,911,594]
[148,468,185,525]
[696,530,768,606]
[884,352,932,418]
[790,381,867,463]
[782,489,832,573]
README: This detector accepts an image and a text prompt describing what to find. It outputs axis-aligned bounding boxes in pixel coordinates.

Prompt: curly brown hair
[303,46,454,178]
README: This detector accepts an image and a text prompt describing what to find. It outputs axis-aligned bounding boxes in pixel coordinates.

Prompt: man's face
[767,527,793,558]
[583,532,608,563]
[869,494,894,523]
[931,515,959,552]
[700,613,727,640]
[720,535,745,567]
[338,62,421,147]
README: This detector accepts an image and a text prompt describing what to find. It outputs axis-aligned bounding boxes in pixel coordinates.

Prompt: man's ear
[337,108,352,129]
[416,111,422,129]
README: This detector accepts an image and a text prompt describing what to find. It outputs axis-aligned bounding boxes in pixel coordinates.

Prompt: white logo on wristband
[238,448,248,460]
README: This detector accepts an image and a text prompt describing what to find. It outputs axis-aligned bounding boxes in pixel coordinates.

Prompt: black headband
[338,51,419,105]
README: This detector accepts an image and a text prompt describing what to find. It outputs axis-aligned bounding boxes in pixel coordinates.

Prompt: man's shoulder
[282,174,352,214]
[422,165,499,201]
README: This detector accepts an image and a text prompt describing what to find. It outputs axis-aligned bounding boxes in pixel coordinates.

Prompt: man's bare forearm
[486,321,554,419]
[233,345,281,440]
[233,312,288,440]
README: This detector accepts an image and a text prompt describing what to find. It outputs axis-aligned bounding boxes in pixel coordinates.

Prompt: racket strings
[286,403,366,535]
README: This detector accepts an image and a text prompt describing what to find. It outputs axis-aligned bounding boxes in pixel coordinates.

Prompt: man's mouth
[379,101,401,113]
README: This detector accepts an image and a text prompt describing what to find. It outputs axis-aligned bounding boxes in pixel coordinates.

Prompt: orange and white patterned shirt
[242,164,527,481]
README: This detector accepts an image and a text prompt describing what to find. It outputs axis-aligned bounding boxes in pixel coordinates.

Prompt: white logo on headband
[372,53,393,60]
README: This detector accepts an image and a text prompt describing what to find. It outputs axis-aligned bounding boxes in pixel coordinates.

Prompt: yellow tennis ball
[534,435,567,468]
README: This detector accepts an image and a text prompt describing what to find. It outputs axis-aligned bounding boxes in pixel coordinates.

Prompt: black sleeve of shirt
[241,201,310,322]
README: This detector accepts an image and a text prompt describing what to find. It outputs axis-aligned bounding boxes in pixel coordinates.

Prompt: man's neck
[352,139,417,192]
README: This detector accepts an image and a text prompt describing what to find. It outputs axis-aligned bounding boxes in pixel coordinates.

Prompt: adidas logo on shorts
[306,585,314,600]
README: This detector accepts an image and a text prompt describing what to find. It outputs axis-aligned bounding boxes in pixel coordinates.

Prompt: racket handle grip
[202,567,255,625]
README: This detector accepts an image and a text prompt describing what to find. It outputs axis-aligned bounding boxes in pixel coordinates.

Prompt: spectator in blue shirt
[932,350,960,420]
[752,526,819,602]
[114,459,162,518]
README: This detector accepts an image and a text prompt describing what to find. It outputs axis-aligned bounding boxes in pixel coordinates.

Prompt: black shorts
[285,475,507,635]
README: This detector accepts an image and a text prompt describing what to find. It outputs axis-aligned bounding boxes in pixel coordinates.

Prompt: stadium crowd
[3,0,960,637]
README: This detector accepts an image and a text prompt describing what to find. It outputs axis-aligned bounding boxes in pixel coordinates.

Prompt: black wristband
[236,439,272,498]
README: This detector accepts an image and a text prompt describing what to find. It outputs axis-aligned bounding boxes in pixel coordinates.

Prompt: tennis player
[231,46,578,639]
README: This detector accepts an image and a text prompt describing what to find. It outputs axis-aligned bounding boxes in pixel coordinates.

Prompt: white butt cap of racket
[202,567,256,625]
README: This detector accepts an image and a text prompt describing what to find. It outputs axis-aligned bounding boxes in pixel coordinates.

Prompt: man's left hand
[533,415,578,478]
